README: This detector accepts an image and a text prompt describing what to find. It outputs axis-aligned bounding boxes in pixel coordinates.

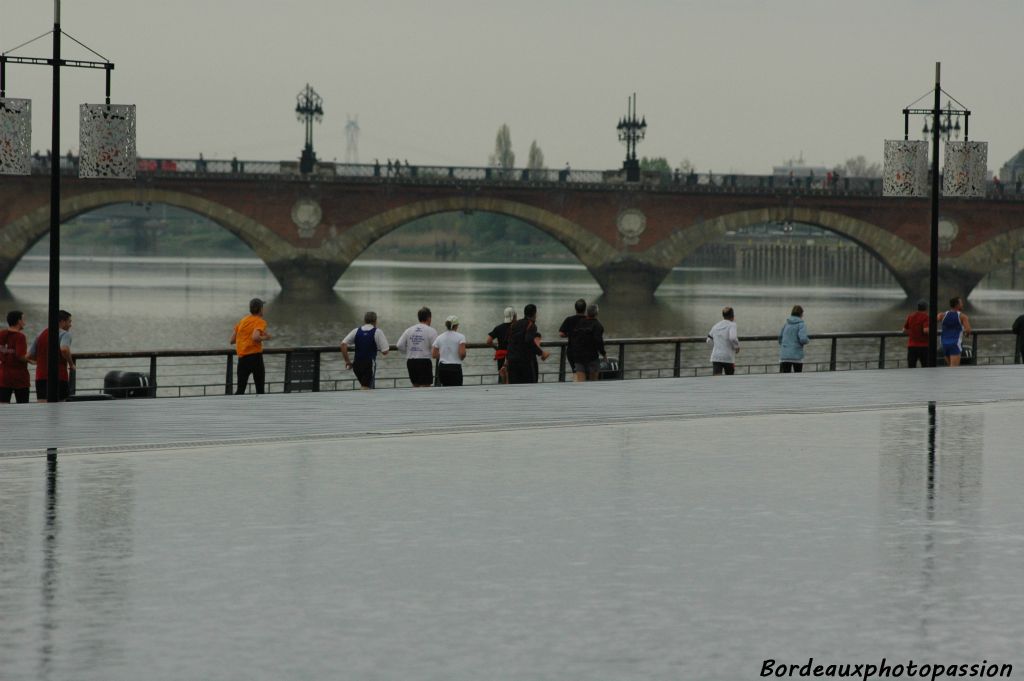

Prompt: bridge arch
[322,196,620,288]
[0,188,304,286]
[647,206,928,296]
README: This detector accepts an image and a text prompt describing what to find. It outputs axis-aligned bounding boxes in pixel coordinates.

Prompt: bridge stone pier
[2,170,1023,301]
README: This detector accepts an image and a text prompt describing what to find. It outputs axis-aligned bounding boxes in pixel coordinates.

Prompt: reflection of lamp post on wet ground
[1,1,135,403]
[296,84,323,174]
[883,62,985,368]
[617,93,646,182]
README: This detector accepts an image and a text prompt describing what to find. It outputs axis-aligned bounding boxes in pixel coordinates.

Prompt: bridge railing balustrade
[65,329,1018,399]
[31,156,1024,198]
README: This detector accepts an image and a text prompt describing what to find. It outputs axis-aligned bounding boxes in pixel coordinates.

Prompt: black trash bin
[597,357,621,380]
[104,371,152,398]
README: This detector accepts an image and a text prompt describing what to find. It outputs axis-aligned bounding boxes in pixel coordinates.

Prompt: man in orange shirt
[231,298,271,394]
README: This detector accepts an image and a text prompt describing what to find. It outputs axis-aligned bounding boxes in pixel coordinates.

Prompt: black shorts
[779,362,803,373]
[907,346,928,368]
[0,386,31,403]
[352,359,376,388]
[437,363,463,387]
[35,379,70,401]
[712,362,735,376]
[407,358,433,386]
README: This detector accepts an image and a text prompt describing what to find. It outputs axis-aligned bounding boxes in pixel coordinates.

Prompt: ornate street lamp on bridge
[617,93,646,182]
[296,83,323,174]
[883,62,985,368]
[1,0,135,404]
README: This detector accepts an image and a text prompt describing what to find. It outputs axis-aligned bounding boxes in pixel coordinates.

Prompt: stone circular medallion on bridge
[938,218,959,252]
[291,198,323,239]
[617,209,646,246]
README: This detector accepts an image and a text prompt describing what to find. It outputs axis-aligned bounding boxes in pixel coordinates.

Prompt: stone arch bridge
[2,171,1023,300]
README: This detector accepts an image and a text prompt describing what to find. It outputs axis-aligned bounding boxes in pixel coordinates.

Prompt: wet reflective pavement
[1,368,1023,680]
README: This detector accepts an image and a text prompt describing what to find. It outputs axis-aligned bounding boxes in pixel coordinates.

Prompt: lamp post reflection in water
[40,448,59,680]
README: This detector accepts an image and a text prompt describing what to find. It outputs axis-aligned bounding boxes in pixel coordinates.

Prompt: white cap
[503,307,515,322]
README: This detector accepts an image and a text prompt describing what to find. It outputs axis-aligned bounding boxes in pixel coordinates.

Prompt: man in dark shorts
[341,311,390,389]
[570,304,606,381]
[1,310,33,404]
[396,307,437,387]
[505,304,550,384]
[902,299,930,368]
[486,306,516,382]
[558,298,587,373]
[29,309,74,402]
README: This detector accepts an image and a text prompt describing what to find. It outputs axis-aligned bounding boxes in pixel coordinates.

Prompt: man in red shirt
[903,300,930,368]
[0,310,33,404]
[29,309,75,402]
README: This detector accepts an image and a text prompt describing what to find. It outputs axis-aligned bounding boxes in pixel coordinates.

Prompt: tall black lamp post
[1,0,128,403]
[296,84,323,174]
[617,93,646,182]
[886,62,978,368]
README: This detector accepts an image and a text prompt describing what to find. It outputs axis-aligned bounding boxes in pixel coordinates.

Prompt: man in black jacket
[1013,312,1024,363]
[505,304,550,384]
[571,304,607,382]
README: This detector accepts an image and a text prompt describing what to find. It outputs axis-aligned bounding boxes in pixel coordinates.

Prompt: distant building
[999,148,1024,183]
[772,154,829,180]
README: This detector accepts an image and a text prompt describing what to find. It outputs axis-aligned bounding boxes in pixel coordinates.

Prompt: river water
[2,257,1021,389]
[4,256,1021,350]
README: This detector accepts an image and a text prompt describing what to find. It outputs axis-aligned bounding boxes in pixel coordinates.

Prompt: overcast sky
[4,0,1023,173]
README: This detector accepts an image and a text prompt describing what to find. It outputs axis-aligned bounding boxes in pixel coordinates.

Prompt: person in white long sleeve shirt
[706,306,740,376]
[396,306,438,387]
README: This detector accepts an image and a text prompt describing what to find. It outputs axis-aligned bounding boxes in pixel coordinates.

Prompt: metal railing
[26,155,1024,199]
[66,329,1020,400]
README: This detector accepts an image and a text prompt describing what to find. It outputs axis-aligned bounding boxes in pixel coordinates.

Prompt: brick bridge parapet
[2,171,1023,300]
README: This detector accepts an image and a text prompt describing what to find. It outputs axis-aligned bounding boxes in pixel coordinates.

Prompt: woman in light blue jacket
[779,305,810,373]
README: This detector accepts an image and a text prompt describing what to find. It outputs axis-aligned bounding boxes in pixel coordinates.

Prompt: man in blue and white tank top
[937,296,972,367]
[341,311,390,389]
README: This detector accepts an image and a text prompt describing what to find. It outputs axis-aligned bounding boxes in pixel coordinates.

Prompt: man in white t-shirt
[396,307,438,387]
[706,306,740,376]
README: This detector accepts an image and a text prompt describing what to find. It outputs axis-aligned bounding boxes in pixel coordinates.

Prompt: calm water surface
[4,256,1021,353]
[1,401,1021,680]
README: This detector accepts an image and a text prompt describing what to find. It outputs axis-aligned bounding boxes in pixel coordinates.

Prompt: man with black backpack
[571,304,606,382]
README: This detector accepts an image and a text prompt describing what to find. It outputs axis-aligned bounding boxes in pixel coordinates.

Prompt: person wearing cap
[396,306,438,388]
[486,306,516,383]
[432,315,467,387]
[230,298,271,394]
[902,299,930,368]
[341,311,390,389]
